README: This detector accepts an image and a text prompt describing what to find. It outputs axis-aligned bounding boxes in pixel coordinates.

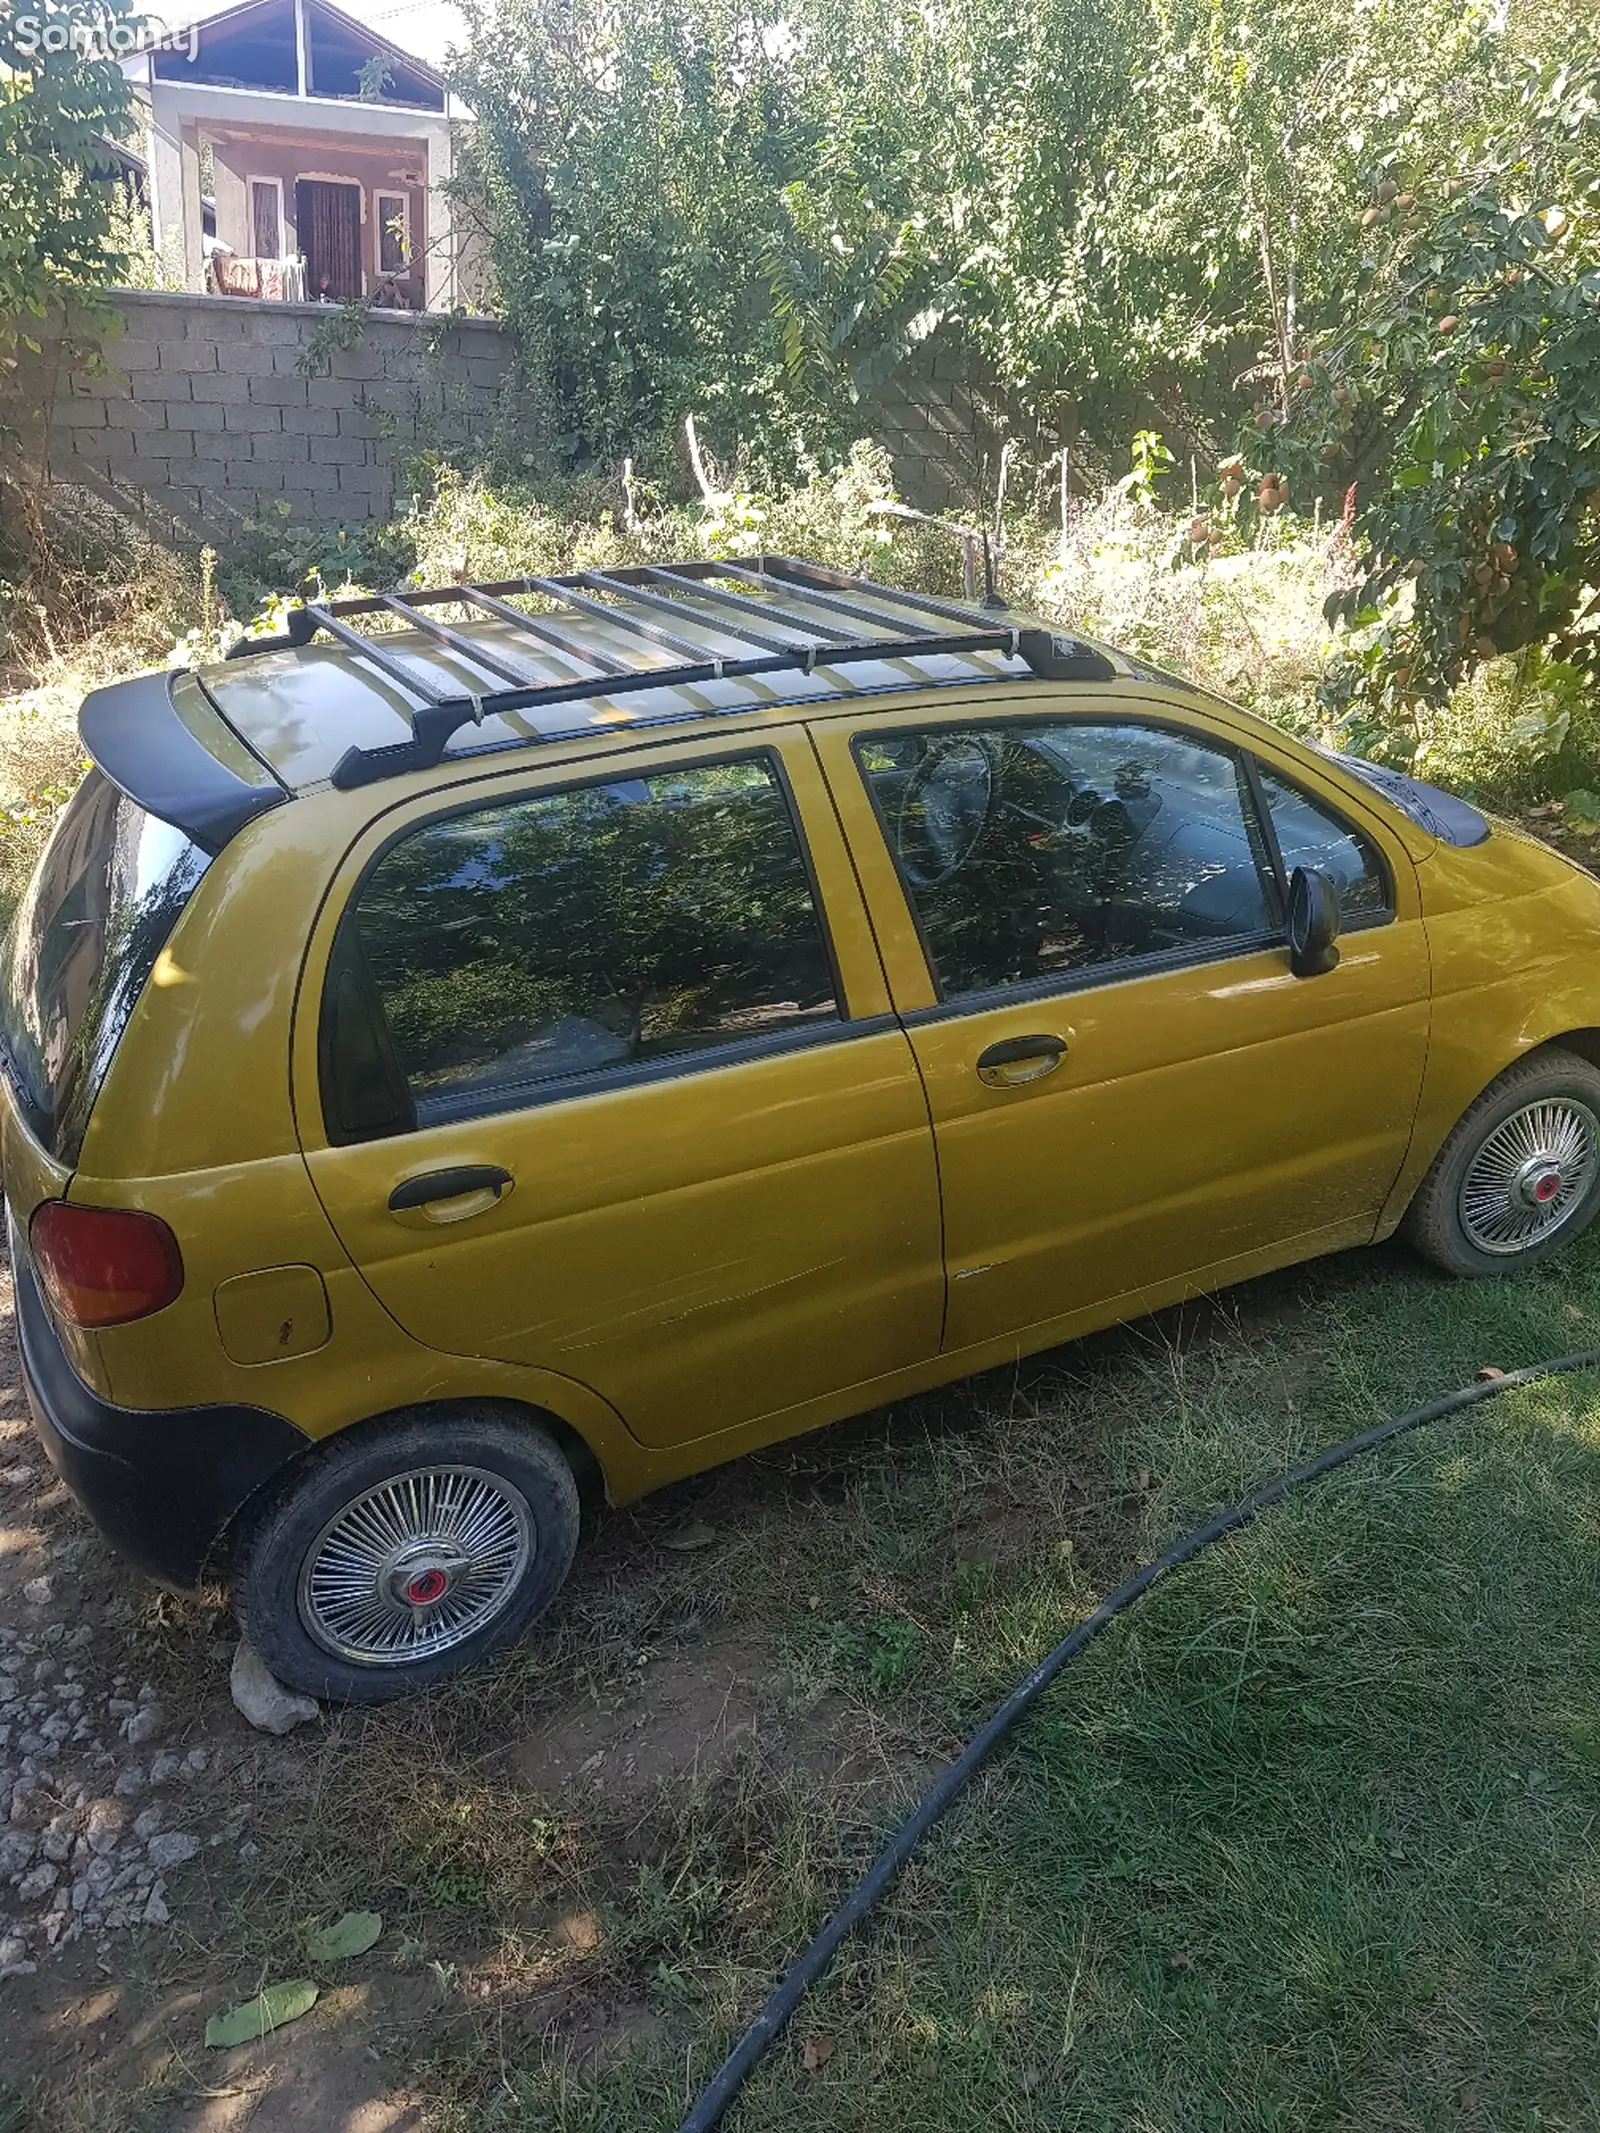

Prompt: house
[118,0,473,311]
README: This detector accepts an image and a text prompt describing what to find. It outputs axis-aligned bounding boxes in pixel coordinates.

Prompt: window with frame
[322,757,841,1140]
[1255,765,1390,923]
[375,190,409,275]
[855,720,1281,1001]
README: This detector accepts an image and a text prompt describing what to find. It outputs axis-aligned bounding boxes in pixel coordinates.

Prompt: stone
[181,1748,209,1777]
[0,1960,37,1981]
[145,1831,198,1871]
[17,1862,59,1901]
[122,1705,162,1747]
[148,1753,181,1785]
[21,1579,52,1606]
[229,1643,319,1736]
[132,1805,163,1841]
[141,1882,169,1927]
[113,1767,145,1799]
[0,1829,36,1877]
[85,1800,123,1855]
[0,1934,26,1967]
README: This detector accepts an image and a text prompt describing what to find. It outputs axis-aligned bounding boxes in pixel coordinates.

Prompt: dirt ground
[0,1251,974,2133]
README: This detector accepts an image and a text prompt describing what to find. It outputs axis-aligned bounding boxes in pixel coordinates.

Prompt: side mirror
[1287,866,1341,977]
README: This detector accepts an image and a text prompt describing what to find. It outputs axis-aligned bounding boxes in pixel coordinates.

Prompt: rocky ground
[0,1263,438,2133]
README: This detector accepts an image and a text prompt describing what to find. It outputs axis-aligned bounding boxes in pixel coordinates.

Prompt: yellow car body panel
[8,600,1600,1576]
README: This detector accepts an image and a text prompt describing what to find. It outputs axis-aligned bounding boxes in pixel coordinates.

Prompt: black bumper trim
[14,1245,311,1590]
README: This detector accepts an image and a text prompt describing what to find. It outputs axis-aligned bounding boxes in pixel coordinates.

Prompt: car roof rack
[223,555,1117,791]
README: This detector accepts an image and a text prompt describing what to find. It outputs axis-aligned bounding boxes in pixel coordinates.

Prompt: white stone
[21,1579,52,1606]
[132,1805,163,1841]
[229,1643,319,1736]
[141,1883,169,1926]
[122,1705,162,1747]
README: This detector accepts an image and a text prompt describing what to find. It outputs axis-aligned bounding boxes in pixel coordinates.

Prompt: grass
[97,1233,1594,2133]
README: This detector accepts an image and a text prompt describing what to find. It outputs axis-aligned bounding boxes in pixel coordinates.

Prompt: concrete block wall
[7,288,524,545]
[3,292,999,550]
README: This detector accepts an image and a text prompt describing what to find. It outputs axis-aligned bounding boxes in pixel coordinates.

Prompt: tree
[0,3,137,358]
[454,0,1496,483]
[1274,38,1600,748]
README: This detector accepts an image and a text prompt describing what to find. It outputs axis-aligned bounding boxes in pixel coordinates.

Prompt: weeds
[2,444,1598,933]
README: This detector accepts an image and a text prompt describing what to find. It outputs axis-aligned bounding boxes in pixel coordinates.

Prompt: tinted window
[328,757,839,1136]
[0,771,209,1164]
[1257,767,1389,921]
[856,722,1276,1000]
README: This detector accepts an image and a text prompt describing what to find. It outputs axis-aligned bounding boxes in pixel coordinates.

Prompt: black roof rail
[221,559,1116,791]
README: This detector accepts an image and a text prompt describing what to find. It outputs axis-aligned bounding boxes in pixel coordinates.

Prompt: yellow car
[5,557,1599,1702]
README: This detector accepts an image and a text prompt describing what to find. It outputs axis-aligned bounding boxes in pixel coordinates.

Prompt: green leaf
[205,1981,319,2048]
[306,1911,383,1964]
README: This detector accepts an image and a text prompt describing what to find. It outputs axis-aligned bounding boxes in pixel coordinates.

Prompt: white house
[118,0,475,311]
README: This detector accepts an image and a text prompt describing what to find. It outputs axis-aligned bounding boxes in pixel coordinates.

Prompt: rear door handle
[975,1034,1068,1088]
[388,1165,513,1214]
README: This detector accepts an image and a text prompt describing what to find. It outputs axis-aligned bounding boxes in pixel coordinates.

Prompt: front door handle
[388,1165,513,1214]
[975,1034,1068,1089]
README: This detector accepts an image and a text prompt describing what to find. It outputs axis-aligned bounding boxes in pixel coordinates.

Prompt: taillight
[29,1202,184,1328]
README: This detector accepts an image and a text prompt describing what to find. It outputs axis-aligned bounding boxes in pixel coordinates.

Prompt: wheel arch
[211,1393,607,1585]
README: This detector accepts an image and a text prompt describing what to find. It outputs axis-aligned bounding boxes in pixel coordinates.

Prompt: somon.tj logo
[8,8,199,60]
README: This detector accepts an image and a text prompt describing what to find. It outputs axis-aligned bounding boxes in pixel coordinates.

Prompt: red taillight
[29,1202,184,1328]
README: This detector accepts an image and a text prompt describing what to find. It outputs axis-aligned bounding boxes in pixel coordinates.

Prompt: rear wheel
[1402,1048,1600,1278]
[232,1406,580,1704]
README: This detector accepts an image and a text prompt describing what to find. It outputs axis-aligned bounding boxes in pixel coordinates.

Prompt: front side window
[323,757,839,1139]
[1256,766,1390,922]
[855,721,1279,1001]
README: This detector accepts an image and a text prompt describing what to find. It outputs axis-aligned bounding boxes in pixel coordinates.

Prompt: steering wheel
[896,740,998,888]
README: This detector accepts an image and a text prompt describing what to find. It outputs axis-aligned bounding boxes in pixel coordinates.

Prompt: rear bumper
[13,1238,310,1590]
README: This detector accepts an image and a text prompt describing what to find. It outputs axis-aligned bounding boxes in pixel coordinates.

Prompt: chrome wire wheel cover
[1459,1097,1600,1257]
[298,1465,533,1667]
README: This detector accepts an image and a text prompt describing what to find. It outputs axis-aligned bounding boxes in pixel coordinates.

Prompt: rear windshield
[0,771,209,1165]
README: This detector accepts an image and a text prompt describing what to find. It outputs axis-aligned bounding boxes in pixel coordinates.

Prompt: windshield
[0,771,210,1165]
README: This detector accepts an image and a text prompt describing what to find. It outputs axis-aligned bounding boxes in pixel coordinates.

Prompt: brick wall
[6,288,522,546]
[3,290,1000,550]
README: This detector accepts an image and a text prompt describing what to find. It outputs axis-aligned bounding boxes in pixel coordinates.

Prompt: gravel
[0,1608,231,1979]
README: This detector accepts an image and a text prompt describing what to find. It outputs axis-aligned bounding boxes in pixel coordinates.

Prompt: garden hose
[676,1346,1600,2133]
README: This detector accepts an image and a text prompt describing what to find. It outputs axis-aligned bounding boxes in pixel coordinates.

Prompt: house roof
[127,0,447,88]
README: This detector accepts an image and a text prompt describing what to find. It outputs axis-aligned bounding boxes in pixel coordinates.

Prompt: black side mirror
[1287,866,1341,977]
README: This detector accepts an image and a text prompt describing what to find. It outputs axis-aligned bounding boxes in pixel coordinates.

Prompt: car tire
[1402,1047,1600,1278]
[231,1405,581,1705]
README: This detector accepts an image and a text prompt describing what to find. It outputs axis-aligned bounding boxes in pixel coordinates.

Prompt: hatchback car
[6,556,1600,1702]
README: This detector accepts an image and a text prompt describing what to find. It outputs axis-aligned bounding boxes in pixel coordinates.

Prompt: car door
[295,729,944,1449]
[812,696,1431,1354]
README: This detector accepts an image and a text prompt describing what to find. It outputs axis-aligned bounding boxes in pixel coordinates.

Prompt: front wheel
[232,1406,581,1704]
[1402,1048,1600,1278]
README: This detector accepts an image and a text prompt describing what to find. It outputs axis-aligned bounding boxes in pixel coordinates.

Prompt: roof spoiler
[78,671,289,856]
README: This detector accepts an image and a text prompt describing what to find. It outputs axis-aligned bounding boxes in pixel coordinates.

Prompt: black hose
[677,1347,1600,2133]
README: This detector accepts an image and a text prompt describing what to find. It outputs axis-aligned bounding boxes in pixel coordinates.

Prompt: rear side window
[0,770,209,1165]
[322,756,840,1140]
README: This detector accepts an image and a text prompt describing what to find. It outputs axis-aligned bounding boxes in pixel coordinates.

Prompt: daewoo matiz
[6,557,1600,1701]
